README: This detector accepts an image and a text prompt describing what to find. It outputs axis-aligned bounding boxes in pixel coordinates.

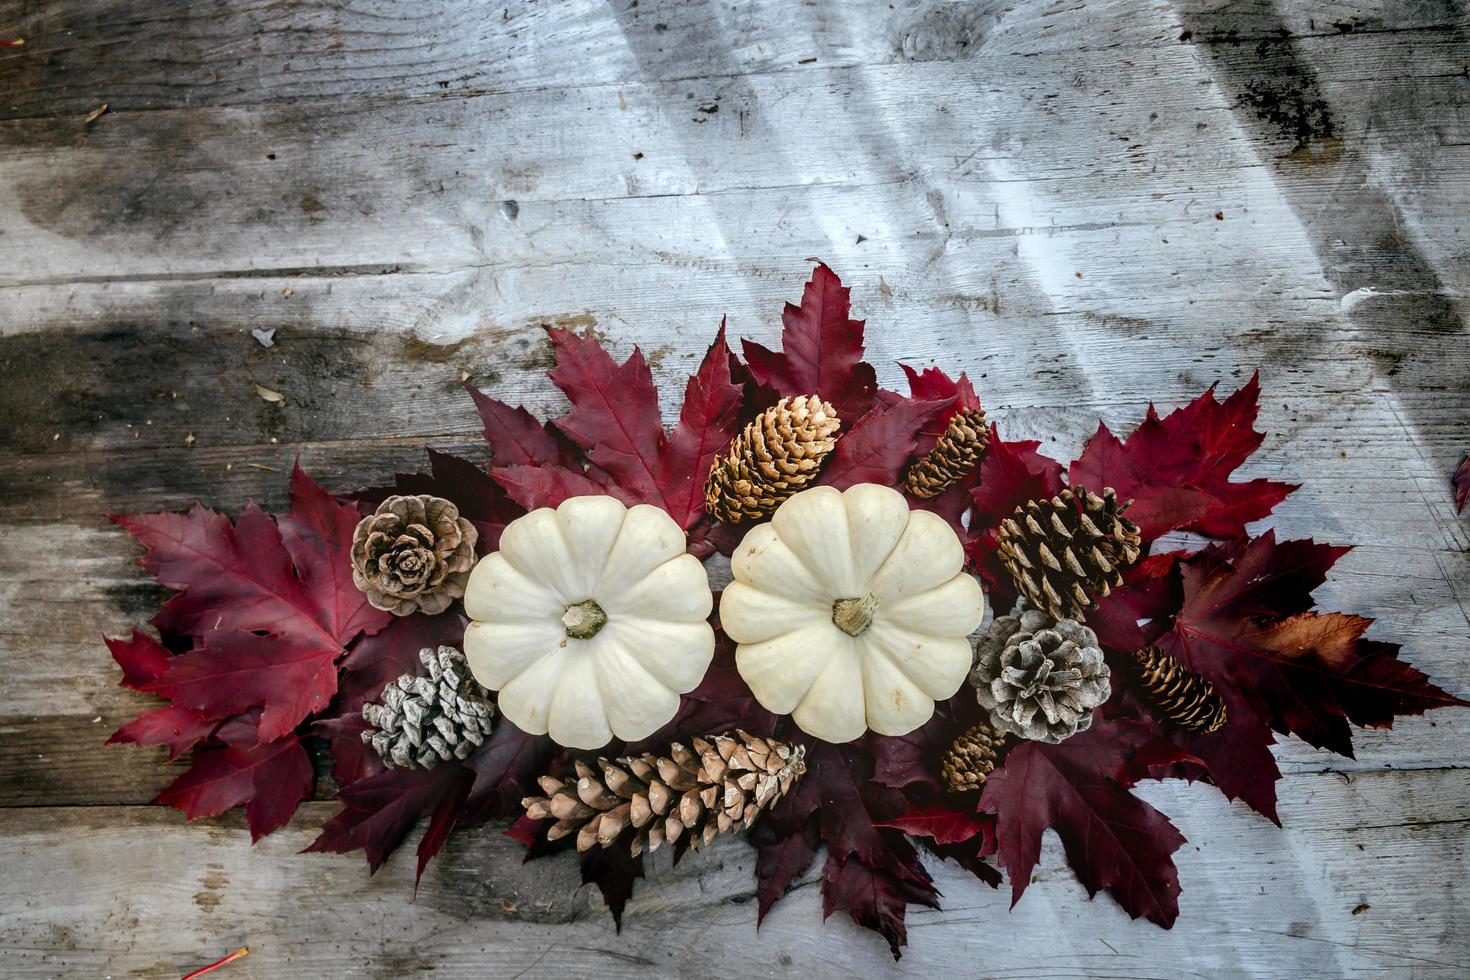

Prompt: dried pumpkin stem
[562,598,608,639]
[832,593,880,637]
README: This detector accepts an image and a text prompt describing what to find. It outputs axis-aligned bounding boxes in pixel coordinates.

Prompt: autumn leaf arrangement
[106,264,1465,958]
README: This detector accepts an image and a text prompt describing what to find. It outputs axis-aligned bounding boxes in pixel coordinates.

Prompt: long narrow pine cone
[1131,646,1228,734]
[906,407,989,499]
[522,731,806,856]
[996,486,1142,620]
[941,720,1004,793]
[705,395,840,523]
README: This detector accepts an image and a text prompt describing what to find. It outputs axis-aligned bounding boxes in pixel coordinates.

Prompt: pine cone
[970,606,1111,743]
[352,494,478,616]
[941,720,1004,793]
[361,646,496,769]
[996,486,1141,620]
[522,731,806,856]
[705,396,840,523]
[906,408,989,499]
[1131,646,1227,734]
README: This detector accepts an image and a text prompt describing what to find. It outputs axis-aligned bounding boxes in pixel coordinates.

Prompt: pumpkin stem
[562,599,608,640]
[832,593,880,637]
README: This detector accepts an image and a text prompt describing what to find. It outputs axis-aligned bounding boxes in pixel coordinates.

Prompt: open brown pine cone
[522,731,806,856]
[705,395,840,523]
[995,486,1141,620]
[351,494,478,616]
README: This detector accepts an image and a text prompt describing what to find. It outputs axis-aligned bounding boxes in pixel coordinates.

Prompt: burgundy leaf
[463,383,564,467]
[821,843,940,960]
[147,630,338,744]
[877,800,989,845]
[490,463,632,512]
[416,766,476,889]
[308,761,469,872]
[1454,455,1470,514]
[742,263,879,422]
[105,630,174,689]
[580,844,645,928]
[751,816,820,923]
[819,397,954,490]
[655,324,744,528]
[107,706,216,761]
[980,718,1190,927]
[155,737,314,841]
[1069,373,1297,541]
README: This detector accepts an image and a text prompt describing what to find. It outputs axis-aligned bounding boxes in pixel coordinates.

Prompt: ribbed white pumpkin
[462,496,714,749]
[720,483,985,743]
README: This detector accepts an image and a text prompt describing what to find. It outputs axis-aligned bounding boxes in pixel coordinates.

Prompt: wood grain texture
[1,0,1468,975]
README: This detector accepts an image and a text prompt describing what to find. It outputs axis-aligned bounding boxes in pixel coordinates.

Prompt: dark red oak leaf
[757,738,939,957]
[741,263,879,422]
[979,717,1192,927]
[308,759,471,874]
[1069,373,1297,542]
[1156,532,1465,758]
[822,843,941,960]
[155,736,314,841]
[1454,455,1470,514]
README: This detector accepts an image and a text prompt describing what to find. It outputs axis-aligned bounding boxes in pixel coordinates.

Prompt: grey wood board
[1,0,1469,976]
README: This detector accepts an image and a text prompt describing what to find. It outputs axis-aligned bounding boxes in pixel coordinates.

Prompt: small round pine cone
[352,494,478,616]
[941,720,1004,793]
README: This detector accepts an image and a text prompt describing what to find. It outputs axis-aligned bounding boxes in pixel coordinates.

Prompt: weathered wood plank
[2,769,1466,978]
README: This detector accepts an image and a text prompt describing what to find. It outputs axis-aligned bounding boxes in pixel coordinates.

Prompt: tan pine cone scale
[522,731,806,856]
[941,720,1004,793]
[705,396,840,524]
[996,486,1142,620]
[906,408,989,499]
[1131,646,1228,733]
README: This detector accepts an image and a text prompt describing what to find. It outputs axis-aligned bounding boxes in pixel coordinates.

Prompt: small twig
[181,946,249,980]
[0,38,24,47]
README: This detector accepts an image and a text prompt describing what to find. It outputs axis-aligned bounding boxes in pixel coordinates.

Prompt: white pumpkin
[720,483,985,743]
[462,496,715,749]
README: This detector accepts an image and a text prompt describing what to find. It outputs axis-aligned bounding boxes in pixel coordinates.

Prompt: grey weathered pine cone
[906,407,989,499]
[705,395,840,523]
[1131,645,1228,734]
[970,606,1111,743]
[351,494,478,616]
[995,485,1141,620]
[940,719,1004,793]
[361,645,496,769]
[522,730,806,856]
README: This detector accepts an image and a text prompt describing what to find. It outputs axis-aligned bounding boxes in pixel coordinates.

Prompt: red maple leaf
[155,737,315,841]
[109,465,391,834]
[1069,374,1297,542]
[114,465,389,648]
[980,717,1192,927]
[463,383,567,468]
[491,327,742,554]
[877,799,989,845]
[309,760,471,873]
[1454,455,1470,513]
[741,263,879,422]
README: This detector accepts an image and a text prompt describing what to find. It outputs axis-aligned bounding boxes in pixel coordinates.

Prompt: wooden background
[2,0,1468,976]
